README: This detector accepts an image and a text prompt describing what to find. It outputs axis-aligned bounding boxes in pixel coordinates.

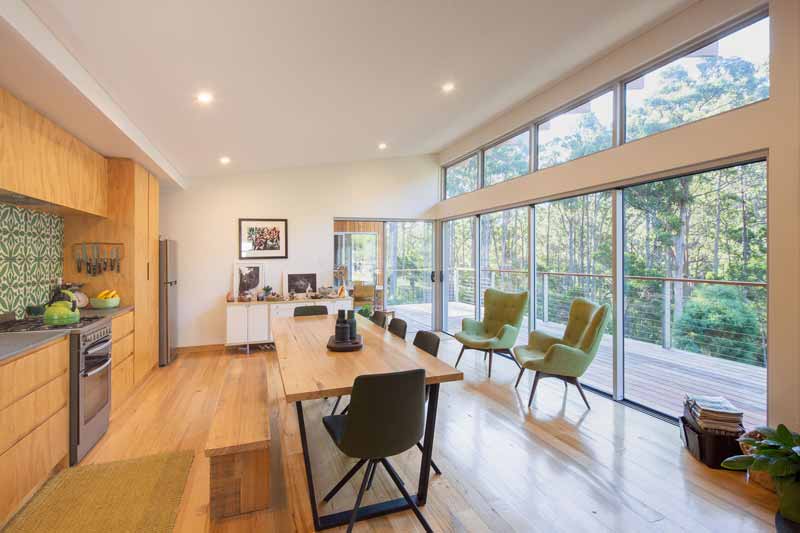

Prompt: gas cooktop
[0,316,105,333]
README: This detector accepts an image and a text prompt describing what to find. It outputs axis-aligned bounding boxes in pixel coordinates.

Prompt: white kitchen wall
[159,155,439,347]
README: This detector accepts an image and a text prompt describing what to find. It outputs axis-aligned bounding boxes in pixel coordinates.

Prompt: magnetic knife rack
[71,242,126,276]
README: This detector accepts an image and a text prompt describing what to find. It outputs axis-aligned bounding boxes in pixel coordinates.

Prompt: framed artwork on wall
[234,262,265,297]
[239,218,288,259]
[286,273,317,295]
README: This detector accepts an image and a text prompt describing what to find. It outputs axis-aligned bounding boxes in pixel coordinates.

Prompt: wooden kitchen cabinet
[0,88,108,217]
[0,337,70,528]
[63,160,159,388]
[111,311,136,413]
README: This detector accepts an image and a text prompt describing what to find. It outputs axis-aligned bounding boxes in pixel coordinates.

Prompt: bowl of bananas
[90,290,120,309]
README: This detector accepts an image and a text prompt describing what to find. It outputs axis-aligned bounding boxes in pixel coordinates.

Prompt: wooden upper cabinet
[0,88,108,217]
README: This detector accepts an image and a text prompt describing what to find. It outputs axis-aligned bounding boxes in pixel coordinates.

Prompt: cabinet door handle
[147,262,150,281]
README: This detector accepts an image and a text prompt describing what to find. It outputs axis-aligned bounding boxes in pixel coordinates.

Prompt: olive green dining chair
[454,288,528,378]
[322,369,432,532]
[512,297,610,409]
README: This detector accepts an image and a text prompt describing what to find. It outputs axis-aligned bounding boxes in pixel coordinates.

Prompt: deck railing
[444,268,767,368]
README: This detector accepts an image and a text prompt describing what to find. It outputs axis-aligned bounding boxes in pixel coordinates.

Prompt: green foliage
[674,285,763,365]
[722,425,800,480]
[357,304,372,318]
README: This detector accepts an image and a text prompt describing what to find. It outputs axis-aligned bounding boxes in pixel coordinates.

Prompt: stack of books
[684,394,744,436]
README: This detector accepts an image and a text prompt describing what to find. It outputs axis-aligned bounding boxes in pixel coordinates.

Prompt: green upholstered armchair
[454,288,528,378]
[512,297,610,409]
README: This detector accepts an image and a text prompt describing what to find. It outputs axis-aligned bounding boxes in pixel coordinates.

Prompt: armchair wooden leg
[488,349,493,378]
[514,367,525,388]
[574,379,591,410]
[455,345,466,368]
[527,371,540,407]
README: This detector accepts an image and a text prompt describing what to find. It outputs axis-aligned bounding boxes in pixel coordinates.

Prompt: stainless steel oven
[70,321,112,465]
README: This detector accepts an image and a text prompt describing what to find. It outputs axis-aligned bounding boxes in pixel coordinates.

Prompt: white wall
[160,155,439,347]
[433,0,800,428]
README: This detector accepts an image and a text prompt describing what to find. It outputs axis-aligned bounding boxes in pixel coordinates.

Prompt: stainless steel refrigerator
[159,239,178,366]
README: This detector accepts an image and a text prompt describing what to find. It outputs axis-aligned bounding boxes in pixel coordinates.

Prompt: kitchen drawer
[0,407,68,527]
[0,373,68,456]
[112,333,134,368]
[112,355,135,414]
[112,311,134,342]
[0,338,69,411]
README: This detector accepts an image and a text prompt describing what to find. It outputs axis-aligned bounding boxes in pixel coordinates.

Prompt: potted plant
[722,424,800,527]
[357,304,372,318]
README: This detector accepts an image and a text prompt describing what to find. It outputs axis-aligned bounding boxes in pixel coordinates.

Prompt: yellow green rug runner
[5,451,194,533]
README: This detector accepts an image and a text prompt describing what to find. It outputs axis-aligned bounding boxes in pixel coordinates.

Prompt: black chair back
[412,331,440,357]
[294,305,328,317]
[339,369,426,459]
[370,311,388,328]
[388,318,408,339]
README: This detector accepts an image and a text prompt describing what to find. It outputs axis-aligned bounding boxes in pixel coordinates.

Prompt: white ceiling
[21,0,694,181]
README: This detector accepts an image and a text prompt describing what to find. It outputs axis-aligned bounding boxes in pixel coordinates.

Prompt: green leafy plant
[263,285,273,295]
[722,424,800,522]
[357,304,372,318]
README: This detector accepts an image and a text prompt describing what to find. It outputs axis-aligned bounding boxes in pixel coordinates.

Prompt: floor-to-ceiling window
[478,207,530,344]
[384,221,434,335]
[534,192,613,393]
[623,161,767,426]
[442,217,476,334]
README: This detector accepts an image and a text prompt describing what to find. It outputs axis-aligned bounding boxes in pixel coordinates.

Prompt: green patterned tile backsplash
[0,203,64,318]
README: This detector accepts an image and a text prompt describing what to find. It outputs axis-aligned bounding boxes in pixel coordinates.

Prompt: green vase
[776,477,800,525]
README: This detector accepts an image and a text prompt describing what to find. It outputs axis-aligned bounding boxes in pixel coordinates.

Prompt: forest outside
[438,17,769,423]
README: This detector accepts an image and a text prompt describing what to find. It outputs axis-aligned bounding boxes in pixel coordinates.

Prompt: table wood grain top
[274,315,463,402]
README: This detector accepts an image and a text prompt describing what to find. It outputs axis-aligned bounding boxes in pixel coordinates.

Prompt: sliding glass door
[384,221,434,335]
[442,217,476,334]
[534,193,613,393]
[478,208,530,344]
[333,233,378,287]
[623,161,767,426]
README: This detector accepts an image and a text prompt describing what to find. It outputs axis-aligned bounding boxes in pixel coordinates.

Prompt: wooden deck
[393,302,767,428]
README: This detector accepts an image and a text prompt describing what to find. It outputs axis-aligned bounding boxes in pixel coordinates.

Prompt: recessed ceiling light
[378,143,388,150]
[219,156,231,165]
[196,91,214,104]
[441,82,455,94]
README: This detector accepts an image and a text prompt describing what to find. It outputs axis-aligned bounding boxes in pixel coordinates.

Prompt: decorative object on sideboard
[234,262,265,301]
[71,242,125,276]
[239,218,288,259]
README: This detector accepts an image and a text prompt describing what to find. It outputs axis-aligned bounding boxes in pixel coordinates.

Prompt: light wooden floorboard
[82,338,776,532]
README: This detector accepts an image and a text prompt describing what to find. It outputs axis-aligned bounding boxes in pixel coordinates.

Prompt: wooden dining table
[273,314,463,531]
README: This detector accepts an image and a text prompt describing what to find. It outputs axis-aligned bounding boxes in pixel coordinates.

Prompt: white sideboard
[225,297,354,347]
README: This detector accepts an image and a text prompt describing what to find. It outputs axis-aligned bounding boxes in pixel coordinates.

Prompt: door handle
[83,358,112,377]
[430,271,435,283]
[85,339,112,356]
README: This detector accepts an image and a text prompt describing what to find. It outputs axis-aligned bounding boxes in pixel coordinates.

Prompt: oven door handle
[85,339,112,357]
[83,358,111,378]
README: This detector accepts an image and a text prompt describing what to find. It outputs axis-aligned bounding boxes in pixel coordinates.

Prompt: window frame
[534,87,616,171]
[621,10,770,143]
[481,127,533,187]
[443,152,481,199]
[439,6,769,201]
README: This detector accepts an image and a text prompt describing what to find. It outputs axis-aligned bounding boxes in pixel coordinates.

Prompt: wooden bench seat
[204,356,271,520]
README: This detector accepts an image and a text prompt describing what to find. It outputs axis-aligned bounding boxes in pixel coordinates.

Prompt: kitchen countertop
[0,330,69,363]
[79,305,134,319]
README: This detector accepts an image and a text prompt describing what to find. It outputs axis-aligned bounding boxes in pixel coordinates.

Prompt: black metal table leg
[417,383,440,505]
[295,401,321,529]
